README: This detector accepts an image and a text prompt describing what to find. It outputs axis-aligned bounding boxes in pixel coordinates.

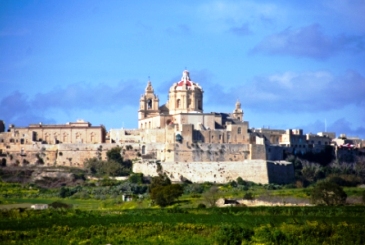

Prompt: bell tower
[138,79,160,120]
[232,100,243,121]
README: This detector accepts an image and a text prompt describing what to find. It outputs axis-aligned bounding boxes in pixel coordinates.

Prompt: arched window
[198,100,202,110]
[177,99,181,108]
[238,127,242,134]
[147,99,152,109]
[141,145,146,155]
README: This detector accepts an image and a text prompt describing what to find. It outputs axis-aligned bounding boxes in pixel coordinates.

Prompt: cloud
[323,0,365,32]
[329,118,365,138]
[229,23,252,36]
[0,91,55,127]
[252,24,365,59]
[299,118,365,139]
[0,80,144,127]
[205,70,365,113]
[31,80,143,110]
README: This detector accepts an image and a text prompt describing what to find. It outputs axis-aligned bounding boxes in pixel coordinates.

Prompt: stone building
[0,120,106,145]
[130,70,295,184]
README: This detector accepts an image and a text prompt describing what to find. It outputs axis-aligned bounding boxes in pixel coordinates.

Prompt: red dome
[177,80,192,86]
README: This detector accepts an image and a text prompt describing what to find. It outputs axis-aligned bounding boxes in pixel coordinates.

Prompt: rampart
[133,160,294,184]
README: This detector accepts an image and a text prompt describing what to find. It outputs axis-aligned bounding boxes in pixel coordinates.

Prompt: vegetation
[311,181,347,206]
[84,146,132,176]
[1,146,365,243]
[149,175,183,207]
[0,206,365,244]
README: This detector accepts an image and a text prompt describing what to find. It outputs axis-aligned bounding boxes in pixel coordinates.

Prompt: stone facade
[133,160,294,184]
[0,120,106,145]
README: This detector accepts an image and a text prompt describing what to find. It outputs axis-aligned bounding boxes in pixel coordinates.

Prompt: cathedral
[136,70,250,145]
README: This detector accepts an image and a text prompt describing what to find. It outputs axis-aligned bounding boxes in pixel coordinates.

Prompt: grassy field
[1,206,365,244]
[1,179,365,244]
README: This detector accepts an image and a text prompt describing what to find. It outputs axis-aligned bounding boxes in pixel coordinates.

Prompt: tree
[150,184,183,207]
[129,173,144,184]
[311,181,347,206]
[106,146,123,163]
[149,175,182,207]
[84,146,132,176]
[203,186,221,207]
[149,174,171,191]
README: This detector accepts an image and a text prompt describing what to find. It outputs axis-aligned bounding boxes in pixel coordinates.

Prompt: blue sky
[1,0,364,138]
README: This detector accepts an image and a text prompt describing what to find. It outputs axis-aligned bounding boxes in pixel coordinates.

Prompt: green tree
[311,181,347,206]
[149,174,171,192]
[203,186,221,207]
[129,173,144,184]
[149,175,182,207]
[106,146,123,163]
[150,184,183,207]
[84,146,132,176]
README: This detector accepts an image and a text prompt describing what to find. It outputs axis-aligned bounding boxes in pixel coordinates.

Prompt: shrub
[311,181,347,206]
[236,177,246,185]
[129,173,143,184]
[49,201,72,209]
[203,186,221,207]
[150,184,183,207]
[197,203,206,208]
[326,174,361,187]
[243,192,254,200]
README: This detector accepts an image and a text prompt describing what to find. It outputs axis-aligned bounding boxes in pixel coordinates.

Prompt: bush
[129,173,144,184]
[236,177,246,185]
[311,181,347,206]
[243,192,254,200]
[150,184,183,207]
[197,203,206,208]
[326,174,361,187]
[49,201,72,209]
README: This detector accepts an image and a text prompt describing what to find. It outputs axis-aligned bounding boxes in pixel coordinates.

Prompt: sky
[1,0,365,138]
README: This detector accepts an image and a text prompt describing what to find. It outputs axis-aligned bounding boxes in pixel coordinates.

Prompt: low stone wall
[133,160,294,184]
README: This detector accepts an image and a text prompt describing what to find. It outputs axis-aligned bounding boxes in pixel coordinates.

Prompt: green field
[1,206,365,244]
[1,177,365,244]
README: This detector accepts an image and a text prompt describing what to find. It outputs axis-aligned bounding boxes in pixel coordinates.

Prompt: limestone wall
[0,143,142,167]
[133,160,294,184]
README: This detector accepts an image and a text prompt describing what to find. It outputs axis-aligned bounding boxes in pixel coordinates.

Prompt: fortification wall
[0,143,142,167]
[133,160,294,184]
[170,143,257,162]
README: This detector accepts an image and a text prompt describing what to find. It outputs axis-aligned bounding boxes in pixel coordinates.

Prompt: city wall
[133,160,294,184]
[0,143,142,167]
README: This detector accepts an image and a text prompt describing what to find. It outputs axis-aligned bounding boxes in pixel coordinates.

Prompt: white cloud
[205,70,365,113]
[252,24,365,59]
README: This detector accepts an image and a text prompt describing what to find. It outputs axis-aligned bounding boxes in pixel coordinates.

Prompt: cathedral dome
[169,70,203,92]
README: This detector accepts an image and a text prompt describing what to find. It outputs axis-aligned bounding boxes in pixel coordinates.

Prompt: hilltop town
[0,70,363,184]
